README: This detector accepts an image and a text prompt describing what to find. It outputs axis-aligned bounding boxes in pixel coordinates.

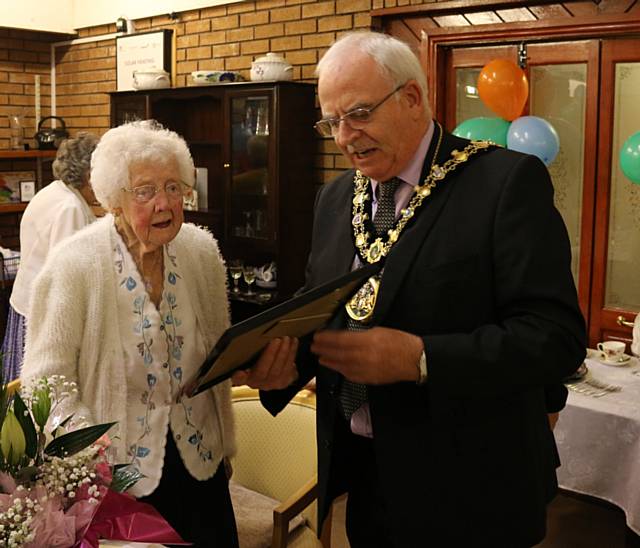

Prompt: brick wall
[1,0,439,187]
[0,28,54,149]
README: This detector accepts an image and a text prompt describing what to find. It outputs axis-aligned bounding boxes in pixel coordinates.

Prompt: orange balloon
[477,59,529,121]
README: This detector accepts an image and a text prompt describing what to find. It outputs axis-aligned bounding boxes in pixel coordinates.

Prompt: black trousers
[337,415,541,548]
[140,433,239,548]
[334,416,395,548]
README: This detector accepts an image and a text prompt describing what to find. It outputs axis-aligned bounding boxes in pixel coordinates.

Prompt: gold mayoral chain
[345,136,493,323]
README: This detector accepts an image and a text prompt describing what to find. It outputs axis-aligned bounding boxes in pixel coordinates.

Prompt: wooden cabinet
[110,82,317,303]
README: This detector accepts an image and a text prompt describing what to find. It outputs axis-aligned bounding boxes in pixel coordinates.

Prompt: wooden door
[590,38,640,346]
[443,41,599,330]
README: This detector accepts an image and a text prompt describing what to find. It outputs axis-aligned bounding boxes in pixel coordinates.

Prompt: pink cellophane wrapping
[75,489,191,547]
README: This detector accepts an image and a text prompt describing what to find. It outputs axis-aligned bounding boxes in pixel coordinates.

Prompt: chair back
[231,386,318,532]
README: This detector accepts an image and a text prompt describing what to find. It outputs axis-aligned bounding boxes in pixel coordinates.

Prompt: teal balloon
[452,117,510,147]
[507,116,560,166]
[620,131,640,184]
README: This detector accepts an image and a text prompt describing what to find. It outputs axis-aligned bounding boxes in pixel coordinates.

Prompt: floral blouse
[113,227,222,497]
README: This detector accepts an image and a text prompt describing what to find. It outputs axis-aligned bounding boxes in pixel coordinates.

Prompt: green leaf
[111,464,144,492]
[45,422,116,458]
[13,393,37,459]
[0,411,26,466]
[31,386,51,430]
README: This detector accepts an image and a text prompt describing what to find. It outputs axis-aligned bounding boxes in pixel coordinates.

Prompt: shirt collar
[371,119,435,192]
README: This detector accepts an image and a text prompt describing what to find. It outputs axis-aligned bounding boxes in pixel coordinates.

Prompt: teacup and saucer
[596,341,632,366]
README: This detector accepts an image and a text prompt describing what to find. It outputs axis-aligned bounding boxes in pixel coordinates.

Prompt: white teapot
[132,67,170,90]
[250,53,293,82]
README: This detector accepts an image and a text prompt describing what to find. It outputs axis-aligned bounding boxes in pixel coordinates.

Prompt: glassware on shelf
[8,114,24,150]
[242,265,257,295]
[243,211,255,237]
[229,259,243,293]
[256,104,269,135]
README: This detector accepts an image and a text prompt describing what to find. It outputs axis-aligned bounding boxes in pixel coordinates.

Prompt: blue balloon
[506,116,560,166]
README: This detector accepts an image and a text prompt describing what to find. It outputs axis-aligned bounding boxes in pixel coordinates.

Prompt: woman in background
[21,120,238,547]
[2,132,99,380]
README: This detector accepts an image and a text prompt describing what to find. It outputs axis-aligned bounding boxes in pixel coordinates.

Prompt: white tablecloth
[555,352,640,534]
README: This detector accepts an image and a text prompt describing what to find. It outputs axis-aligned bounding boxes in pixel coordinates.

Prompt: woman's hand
[231,337,299,390]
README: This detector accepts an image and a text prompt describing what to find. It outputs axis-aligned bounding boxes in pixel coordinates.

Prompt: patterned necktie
[339,178,401,420]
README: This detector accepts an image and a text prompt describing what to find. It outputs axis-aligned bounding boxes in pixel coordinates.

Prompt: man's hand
[311,327,424,384]
[231,336,299,390]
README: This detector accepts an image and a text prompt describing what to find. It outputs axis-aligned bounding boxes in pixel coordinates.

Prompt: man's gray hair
[316,31,430,115]
[52,132,99,189]
[91,120,195,210]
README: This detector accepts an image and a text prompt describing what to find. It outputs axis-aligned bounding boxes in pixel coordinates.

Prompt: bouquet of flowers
[0,374,188,547]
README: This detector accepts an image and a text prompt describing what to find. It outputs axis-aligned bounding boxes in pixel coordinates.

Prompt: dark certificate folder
[186,263,380,397]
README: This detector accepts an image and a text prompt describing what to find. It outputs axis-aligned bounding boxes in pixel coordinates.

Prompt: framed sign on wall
[116,29,173,91]
[20,180,36,202]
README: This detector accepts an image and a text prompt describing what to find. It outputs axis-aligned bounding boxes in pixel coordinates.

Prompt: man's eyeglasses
[122,181,191,204]
[314,84,406,138]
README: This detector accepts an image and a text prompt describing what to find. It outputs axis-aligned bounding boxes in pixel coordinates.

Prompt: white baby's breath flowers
[0,494,40,546]
[36,445,102,506]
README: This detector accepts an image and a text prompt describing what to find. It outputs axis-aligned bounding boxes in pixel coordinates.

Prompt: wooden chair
[230,386,331,548]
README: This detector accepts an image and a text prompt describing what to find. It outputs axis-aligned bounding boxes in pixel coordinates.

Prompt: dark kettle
[34,116,69,150]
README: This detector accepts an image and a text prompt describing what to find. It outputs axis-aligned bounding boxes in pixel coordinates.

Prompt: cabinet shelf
[0,203,27,213]
[0,150,56,159]
[188,140,223,147]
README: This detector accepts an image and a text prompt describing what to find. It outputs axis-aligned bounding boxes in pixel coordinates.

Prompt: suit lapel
[370,129,475,324]
[314,172,357,283]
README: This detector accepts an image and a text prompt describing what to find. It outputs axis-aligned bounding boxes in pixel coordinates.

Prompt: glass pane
[530,63,587,287]
[605,62,640,309]
[455,68,493,124]
[230,95,270,240]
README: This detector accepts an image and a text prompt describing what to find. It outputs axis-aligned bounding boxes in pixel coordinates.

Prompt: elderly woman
[2,132,99,381]
[21,120,238,547]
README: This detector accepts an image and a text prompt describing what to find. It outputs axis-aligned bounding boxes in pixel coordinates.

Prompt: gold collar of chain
[351,137,491,265]
[346,134,492,323]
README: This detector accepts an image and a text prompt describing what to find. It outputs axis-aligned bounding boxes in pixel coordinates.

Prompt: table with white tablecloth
[554,352,640,534]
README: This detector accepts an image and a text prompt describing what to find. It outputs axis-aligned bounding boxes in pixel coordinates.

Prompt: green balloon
[620,131,640,184]
[453,117,510,147]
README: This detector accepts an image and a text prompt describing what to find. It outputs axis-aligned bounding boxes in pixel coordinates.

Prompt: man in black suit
[233,31,586,547]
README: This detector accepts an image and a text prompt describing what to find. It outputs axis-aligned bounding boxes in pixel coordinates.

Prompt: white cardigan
[22,215,236,470]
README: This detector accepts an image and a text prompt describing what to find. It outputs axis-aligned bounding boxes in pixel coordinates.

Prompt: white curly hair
[91,120,195,210]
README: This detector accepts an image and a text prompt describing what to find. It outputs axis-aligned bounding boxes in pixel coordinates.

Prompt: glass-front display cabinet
[110,82,317,308]
[229,95,271,242]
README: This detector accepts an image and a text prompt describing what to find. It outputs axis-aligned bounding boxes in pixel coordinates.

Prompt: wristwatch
[416,350,428,385]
